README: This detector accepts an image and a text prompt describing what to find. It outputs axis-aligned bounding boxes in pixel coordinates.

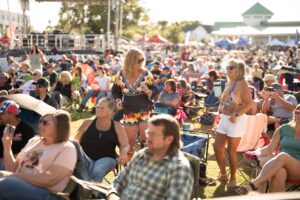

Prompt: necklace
[98,130,104,139]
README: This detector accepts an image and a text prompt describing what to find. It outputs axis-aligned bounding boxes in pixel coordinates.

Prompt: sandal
[235,183,257,195]
[227,180,237,188]
[216,174,228,183]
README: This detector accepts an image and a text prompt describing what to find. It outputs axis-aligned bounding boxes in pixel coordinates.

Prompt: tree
[57,0,149,37]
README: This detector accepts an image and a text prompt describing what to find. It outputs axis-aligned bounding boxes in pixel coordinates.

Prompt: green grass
[70,110,253,199]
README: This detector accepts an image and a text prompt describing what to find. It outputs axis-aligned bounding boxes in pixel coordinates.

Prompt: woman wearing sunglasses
[112,48,159,159]
[236,104,300,194]
[74,97,129,182]
[0,110,77,199]
[213,58,252,187]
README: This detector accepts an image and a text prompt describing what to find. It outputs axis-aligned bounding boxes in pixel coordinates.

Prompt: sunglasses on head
[39,119,51,126]
[227,66,237,71]
[137,58,144,64]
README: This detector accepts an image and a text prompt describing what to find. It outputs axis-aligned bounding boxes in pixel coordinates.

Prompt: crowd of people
[0,42,299,199]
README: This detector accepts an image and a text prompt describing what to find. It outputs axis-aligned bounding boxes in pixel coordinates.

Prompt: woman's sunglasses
[39,119,51,126]
[227,66,237,71]
[137,58,144,64]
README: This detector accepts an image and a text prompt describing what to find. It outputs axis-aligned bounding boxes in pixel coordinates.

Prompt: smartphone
[213,82,222,97]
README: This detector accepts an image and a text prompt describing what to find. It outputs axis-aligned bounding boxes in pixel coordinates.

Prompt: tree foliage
[57,0,149,35]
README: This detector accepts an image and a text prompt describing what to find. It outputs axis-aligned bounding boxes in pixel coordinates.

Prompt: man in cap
[0,100,34,167]
[33,78,59,109]
[261,83,298,128]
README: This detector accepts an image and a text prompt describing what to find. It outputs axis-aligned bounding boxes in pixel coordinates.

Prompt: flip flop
[216,174,228,183]
[235,183,257,195]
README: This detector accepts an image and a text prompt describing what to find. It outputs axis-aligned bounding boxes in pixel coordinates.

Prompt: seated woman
[178,79,193,106]
[204,70,220,106]
[51,71,79,108]
[156,79,180,116]
[236,104,300,194]
[74,97,129,182]
[0,110,77,199]
[78,67,110,112]
[246,85,259,115]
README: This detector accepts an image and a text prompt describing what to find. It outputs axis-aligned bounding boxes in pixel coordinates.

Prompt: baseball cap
[0,100,21,115]
[271,83,283,90]
[36,78,49,87]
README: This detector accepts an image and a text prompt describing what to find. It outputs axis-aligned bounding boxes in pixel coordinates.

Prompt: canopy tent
[146,34,169,44]
[267,38,285,46]
[233,37,249,46]
[215,38,233,49]
[285,39,297,47]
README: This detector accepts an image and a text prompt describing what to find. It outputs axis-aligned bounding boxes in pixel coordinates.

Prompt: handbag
[199,112,215,125]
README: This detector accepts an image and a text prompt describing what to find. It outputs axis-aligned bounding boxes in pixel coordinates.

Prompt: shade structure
[146,34,169,44]
[215,38,233,49]
[3,94,56,116]
[267,38,285,46]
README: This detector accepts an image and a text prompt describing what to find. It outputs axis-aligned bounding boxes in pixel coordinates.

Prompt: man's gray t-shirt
[270,94,298,119]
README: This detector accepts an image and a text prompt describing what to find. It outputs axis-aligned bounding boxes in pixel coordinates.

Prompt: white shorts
[216,114,247,138]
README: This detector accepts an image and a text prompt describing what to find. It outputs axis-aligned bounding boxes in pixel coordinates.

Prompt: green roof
[242,2,273,16]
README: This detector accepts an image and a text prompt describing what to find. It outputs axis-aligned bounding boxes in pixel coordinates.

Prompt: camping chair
[181,133,209,162]
[182,152,200,199]
[235,113,270,184]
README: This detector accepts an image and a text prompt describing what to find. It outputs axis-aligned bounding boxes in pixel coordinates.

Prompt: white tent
[267,38,285,46]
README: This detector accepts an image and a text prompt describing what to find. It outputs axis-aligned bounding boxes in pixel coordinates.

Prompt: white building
[0,9,30,35]
[183,24,213,43]
[212,2,300,46]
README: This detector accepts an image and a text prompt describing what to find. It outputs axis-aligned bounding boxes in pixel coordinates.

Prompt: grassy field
[69,109,252,199]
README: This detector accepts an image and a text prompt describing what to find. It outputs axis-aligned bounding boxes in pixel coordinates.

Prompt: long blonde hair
[123,48,145,78]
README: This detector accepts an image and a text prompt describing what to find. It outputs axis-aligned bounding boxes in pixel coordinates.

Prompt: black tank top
[55,82,72,100]
[80,119,119,160]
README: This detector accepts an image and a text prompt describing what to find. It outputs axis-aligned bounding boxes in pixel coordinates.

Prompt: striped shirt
[108,148,193,200]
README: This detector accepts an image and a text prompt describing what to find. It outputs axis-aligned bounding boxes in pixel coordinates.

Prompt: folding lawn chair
[235,113,270,184]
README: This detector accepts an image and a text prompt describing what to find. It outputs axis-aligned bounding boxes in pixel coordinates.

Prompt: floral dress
[112,70,158,125]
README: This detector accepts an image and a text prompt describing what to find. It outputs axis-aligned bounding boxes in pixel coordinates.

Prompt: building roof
[213,22,245,31]
[182,24,213,33]
[242,2,273,16]
[212,26,300,36]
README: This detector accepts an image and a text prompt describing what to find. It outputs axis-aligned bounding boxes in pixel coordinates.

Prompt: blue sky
[1,0,300,31]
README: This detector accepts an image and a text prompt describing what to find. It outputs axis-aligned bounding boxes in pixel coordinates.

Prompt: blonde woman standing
[112,48,158,159]
[214,58,252,187]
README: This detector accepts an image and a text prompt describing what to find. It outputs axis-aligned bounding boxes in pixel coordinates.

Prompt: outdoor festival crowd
[0,42,299,199]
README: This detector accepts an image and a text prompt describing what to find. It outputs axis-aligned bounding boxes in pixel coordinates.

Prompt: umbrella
[146,34,169,44]
[3,94,56,116]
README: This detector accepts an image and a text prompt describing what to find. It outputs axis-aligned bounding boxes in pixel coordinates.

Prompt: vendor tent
[267,38,285,46]
[146,34,169,44]
[215,38,233,49]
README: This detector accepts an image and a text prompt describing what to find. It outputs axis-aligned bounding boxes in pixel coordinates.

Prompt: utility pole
[114,0,119,52]
[20,0,29,34]
[107,0,111,48]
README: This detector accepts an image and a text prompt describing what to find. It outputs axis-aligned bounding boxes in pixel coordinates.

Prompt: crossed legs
[251,152,300,192]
